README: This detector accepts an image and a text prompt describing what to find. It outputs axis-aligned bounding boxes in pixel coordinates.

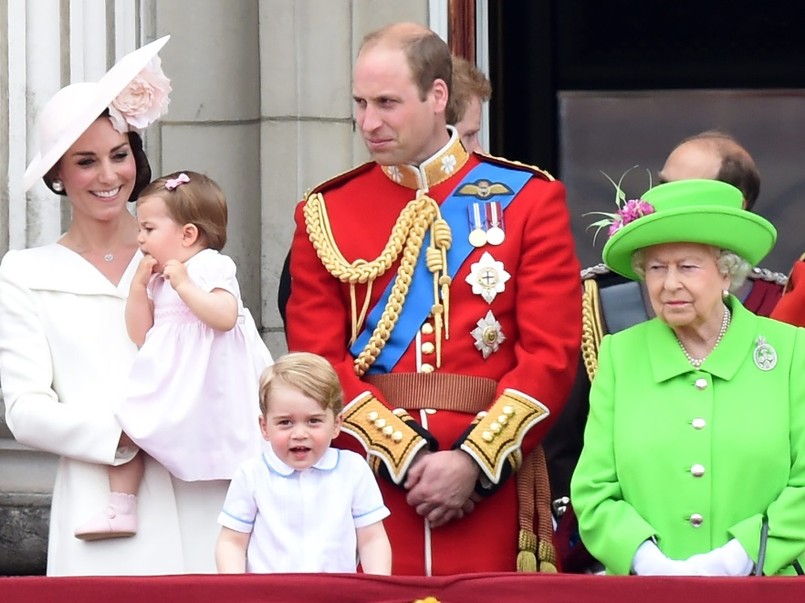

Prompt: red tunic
[286,137,581,575]
[771,259,805,327]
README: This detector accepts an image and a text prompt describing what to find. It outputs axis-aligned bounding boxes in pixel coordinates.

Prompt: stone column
[257,0,429,355]
[152,0,264,331]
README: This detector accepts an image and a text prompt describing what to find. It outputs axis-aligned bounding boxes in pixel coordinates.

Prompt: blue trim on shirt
[220,508,256,526]
[353,504,386,520]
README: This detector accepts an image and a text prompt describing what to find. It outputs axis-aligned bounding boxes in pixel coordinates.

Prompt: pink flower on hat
[108,56,171,134]
[586,166,655,244]
[607,199,655,236]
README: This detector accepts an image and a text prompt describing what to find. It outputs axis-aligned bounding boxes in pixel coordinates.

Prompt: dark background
[488,1,805,272]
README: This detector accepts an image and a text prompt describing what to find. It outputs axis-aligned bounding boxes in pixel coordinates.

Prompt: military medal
[471,310,506,359]
[468,203,487,247]
[465,252,510,304]
[486,201,505,246]
[753,336,777,371]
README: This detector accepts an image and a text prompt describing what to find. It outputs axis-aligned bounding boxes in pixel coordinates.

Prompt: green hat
[602,179,776,280]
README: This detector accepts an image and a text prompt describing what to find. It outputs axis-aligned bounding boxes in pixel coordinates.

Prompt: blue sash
[349,162,532,374]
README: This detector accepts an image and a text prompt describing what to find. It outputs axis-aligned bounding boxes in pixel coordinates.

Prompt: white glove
[632,540,696,575]
[685,539,754,576]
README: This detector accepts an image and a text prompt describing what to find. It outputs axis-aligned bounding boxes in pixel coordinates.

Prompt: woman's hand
[632,540,696,575]
[685,539,754,576]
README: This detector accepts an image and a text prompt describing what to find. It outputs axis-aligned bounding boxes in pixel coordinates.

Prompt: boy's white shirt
[217,445,389,573]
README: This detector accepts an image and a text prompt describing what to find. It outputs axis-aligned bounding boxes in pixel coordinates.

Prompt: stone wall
[0,398,56,575]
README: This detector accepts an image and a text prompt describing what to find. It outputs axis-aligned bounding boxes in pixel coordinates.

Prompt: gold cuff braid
[459,389,549,484]
[340,392,428,484]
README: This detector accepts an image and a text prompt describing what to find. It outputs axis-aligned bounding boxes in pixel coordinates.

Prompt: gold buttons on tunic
[421,341,435,355]
[694,378,708,390]
[421,323,434,335]
[689,513,703,527]
[420,363,435,374]
[692,418,706,430]
[690,464,705,477]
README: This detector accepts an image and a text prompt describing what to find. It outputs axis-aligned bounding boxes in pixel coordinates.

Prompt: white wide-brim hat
[23,35,170,192]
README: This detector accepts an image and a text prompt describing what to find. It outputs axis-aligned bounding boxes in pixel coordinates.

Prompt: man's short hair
[675,130,761,211]
[445,55,492,125]
[360,23,452,101]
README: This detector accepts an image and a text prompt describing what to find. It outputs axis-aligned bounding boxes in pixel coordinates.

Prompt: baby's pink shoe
[74,492,138,541]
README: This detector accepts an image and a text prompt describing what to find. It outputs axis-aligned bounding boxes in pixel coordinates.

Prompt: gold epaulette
[473,152,555,182]
[459,389,549,484]
[305,161,376,197]
[340,392,428,484]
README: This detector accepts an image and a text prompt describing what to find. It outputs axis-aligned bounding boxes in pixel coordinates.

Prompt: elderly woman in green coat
[570,179,805,576]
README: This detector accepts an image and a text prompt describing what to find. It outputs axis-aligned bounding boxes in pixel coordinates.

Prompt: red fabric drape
[3,573,803,603]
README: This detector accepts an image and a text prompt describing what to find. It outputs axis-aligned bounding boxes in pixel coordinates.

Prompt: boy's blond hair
[259,352,343,416]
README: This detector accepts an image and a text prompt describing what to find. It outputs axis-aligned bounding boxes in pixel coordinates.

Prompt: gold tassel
[517,529,538,573]
[537,538,558,573]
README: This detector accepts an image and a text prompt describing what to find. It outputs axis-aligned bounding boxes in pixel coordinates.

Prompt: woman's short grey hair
[631,246,752,291]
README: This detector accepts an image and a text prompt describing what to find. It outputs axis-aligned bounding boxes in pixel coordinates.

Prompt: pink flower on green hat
[585,166,655,244]
[108,56,171,134]
[607,199,655,236]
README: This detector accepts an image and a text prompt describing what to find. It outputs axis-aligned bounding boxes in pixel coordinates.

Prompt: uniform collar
[262,445,339,477]
[379,126,469,191]
[649,295,757,383]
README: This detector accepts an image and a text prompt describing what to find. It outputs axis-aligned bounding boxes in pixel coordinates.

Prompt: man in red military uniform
[286,22,581,576]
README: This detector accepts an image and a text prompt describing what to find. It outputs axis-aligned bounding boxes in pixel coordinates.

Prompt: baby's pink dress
[117,249,271,481]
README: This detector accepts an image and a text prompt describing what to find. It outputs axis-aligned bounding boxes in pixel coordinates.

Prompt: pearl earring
[722,289,729,300]
[52,180,64,192]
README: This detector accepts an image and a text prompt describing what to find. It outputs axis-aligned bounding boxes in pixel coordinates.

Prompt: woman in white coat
[0,36,227,575]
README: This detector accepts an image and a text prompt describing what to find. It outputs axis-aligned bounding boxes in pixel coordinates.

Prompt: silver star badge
[465,252,510,304]
[471,310,506,359]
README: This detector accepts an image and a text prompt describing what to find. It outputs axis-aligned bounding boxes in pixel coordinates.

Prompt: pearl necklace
[676,306,731,369]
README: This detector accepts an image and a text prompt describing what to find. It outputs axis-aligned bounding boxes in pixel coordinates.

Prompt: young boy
[215,352,392,574]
